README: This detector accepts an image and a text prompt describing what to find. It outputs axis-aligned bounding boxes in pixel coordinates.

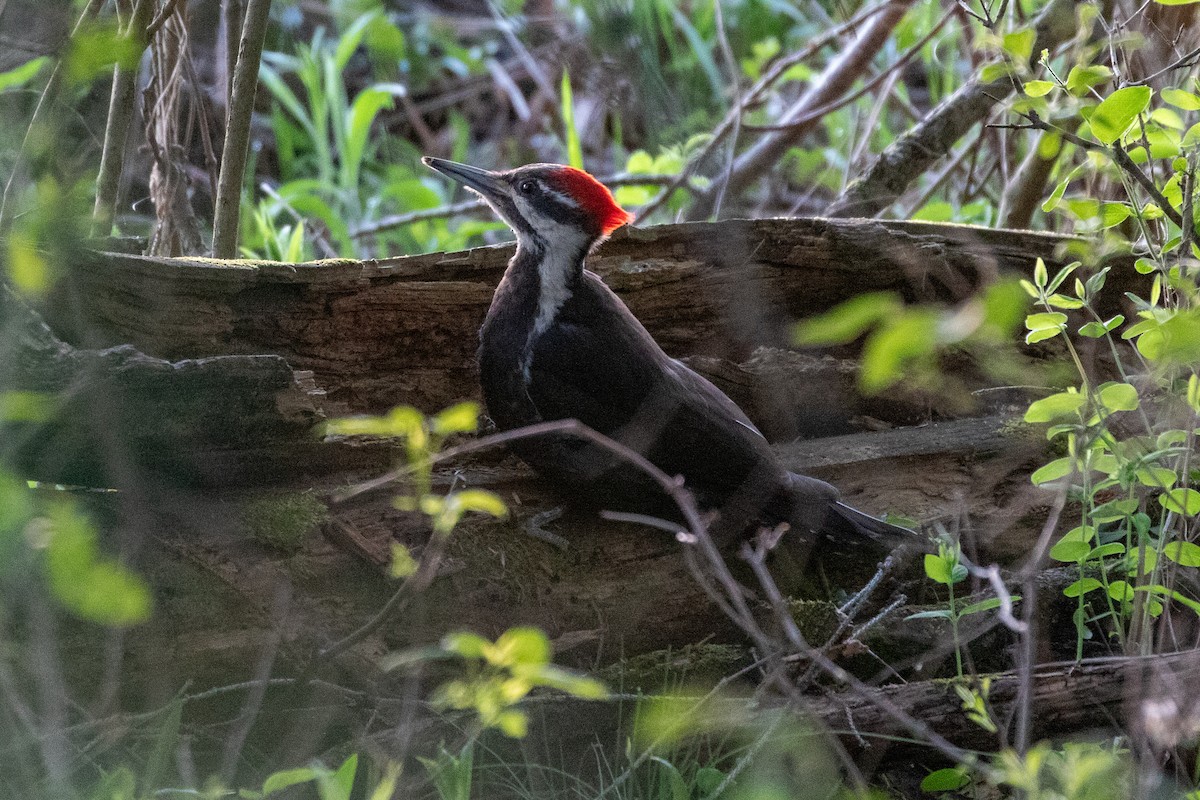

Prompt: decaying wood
[513,649,1200,774]
[49,218,1080,417]
[0,286,334,486]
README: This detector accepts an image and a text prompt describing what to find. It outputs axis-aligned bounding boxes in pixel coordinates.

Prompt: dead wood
[49,218,1076,419]
[0,285,337,487]
[514,649,1200,773]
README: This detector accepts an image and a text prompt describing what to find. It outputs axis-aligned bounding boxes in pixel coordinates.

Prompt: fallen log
[47,219,1079,417]
[0,286,361,486]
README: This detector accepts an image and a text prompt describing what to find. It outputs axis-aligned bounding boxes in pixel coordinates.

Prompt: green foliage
[241,491,330,553]
[239,753,401,800]
[400,626,606,739]
[248,12,505,259]
[327,402,507,547]
[991,742,1130,800]
[794,279,1029,395]
[908,539,1020,680]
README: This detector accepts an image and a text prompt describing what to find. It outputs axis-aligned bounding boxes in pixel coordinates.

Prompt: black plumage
[424,157,914,544]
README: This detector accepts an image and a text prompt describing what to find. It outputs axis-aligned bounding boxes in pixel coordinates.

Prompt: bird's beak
[422,157,508,202]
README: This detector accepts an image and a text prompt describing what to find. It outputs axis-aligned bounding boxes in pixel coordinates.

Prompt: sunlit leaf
[1063,578,1102,597]
[1088,86,1152,144]
[1023,80,1055,97]
[1163,541,1200,567]
[1025,391,1085,422]
[1159,488,1200,516]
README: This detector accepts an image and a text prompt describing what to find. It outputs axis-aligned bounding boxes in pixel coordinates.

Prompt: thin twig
[211,0,273,258]
[634,0,896,221]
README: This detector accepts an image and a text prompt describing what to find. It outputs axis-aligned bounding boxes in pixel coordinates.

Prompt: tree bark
[51,219,1082,416]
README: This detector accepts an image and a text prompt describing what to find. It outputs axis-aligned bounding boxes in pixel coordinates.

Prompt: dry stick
[211,0,272,258]
[827,0,1080,218]
[708,0,741,220]
[91,0,155,237]
[634,0,895,222]
[0,0,106,234]
[685,0,916,221]
[740,5,954,136]
[1013,482,1069,755]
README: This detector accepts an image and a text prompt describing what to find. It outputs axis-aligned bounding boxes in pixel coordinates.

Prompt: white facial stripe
[512,195,591,340]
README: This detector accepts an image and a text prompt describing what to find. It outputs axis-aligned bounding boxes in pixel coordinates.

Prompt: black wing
[525,273,784,507]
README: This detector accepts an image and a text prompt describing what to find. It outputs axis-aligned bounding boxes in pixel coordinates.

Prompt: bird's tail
[826,501,920,544]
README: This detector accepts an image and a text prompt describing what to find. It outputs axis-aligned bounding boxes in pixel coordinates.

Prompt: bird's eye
[518,180,537,195]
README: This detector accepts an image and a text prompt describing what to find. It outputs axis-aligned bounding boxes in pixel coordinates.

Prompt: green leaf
[1024,80,1056,97]
[1107,580,1134,601]
[1026,311,1068,330]
[1025,391,1086,422]
[560,70,583,169]
[1063,578,1102,597]
[316,753,358,800]
[905,609,954,620]
[532,664,608,698]
[450,489,508,518]
[1135,466,1176,489]
[262,767,322,796]
[859,310,939,393]
[1134,586,1200,617]
[0,56,48,92]
[1002,28,1036,63]
[1050,526,1096,563]
[1031,457,1075,485]
[1051,539,1091,563]
[1088,86,1152,144]
[1065,64,1112,96]
[492,627,551,667]
[1046,293,1084,309]
[44,503,152,626]
[924,553,951,585]
[1086,542,1126,560]
[432,401,480,435]
[1160,488,1200,515]
[442,631,491,659]
[1097,382,1139,411]
[1163,541,1200,567]
[1034,257,1048,288]
[1152,0,1200,7]
[921,767,970,792]
[793,292,900,345]
[496,709,529,738]
[389,542,418,579]
[960,595,1020,616]
[1079,315,1124,337]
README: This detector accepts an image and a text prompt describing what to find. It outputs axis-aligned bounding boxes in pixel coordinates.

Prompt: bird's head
[423,158,631,253]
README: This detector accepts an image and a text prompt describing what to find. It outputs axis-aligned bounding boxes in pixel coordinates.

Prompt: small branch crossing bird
[424,157,915,545]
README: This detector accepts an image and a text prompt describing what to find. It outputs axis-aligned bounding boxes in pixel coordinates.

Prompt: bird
[423,156,914,545]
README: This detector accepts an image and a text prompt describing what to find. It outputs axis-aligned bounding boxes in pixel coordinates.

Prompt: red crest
[548,167,632,235]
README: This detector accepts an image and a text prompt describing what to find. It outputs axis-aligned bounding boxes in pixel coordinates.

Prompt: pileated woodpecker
[423,157,913,544]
